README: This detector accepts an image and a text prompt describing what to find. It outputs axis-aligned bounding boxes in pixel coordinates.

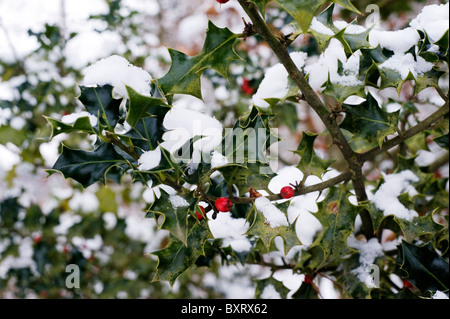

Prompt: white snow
[207,212,251,252]
[168,194,190,209]
[251,52,307,108]
[0,143,21,171]
[82,55,152,98]
[161,106,223,156]
[305,39,363,91]
[138,146,162,171]
[310,17,334,36]
[260,284,282,299]
[410,3,450,42]
[102,212,118,230]
[53,212,82,235]
[432,290,449,299]
[347,234,384,283]
[369,28,420,53]
[61,111,98,127]
[210,151,229,168]
[334,21,368,35]
[0,237,38,279]
[372,170,419,221]
[68,191,100,213]
[379,53,433,80]
[254,197,289,228]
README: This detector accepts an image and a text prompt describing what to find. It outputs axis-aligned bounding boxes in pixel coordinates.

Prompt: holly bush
[1,0,449,299]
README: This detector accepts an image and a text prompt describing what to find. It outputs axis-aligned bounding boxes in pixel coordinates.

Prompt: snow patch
[138,146,162,171]
[372,170,419,221]
[82,55,152,98]
[255,197,289,228]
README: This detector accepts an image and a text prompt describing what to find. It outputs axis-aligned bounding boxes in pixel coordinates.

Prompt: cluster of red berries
[195,197,234,220]
[196,185,296,219]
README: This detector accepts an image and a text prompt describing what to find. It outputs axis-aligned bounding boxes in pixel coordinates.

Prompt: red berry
[403,280,414,289]
[241,78,254,95]
[196,206,205,220]
[215,197,233,212]
[33,235,42,244]
[216,0,230,3]
[304,274,314,284]
[280,186,295,199]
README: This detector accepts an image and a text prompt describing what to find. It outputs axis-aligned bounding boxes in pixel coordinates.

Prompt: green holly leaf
[151,220,212,285]
[293,132,335,177]
[122,109,170,153]
[44,115,95,138]
[78,85,122,129]
[322,77,366,104]
[399,241,449,292]
[254,276,290,299]
[217,163,275,195]
[277,1,360,33]
[249,0,271,16]
[310,185,360,269]
[274,0,328,33]
[291,280,319,299]
[433,133,449,150]
[47,143,127,188]
[158,21,241,99]
[148,190,198,246]
[246,203,301,255]
[223,106,280,165]
[378,67,415,94]
[335,27,372,56]
[340,93,399,147]
[394,211,444,243]
[125,86,168,128]
[414,68,446,95]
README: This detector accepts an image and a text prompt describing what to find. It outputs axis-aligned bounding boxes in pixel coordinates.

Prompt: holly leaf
[158,21,241,99]
[122,109,170,153]
[254,276,290,299]
[340,93,399,147]
[414,68,446,95]
[249,0,271,16]
[274,0,328,33]
[394,211,444,243]
[278,1,360,33]
[310,185,360,268]
[147,190,199,246]
[322,77,366,105]
[434,133,449,150]
[217,163,275,195]
[293,132,335,177]
[47,143,127,188]
[335,27,372,56]
[44,115,95,138]
[399,241,449,292]
[125,86,168,128]
[151,220,212,285]
[246,203,301,255]
[78,85,122,129]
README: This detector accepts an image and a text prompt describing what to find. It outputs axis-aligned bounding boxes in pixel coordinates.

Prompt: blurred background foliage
[0,0,447,298]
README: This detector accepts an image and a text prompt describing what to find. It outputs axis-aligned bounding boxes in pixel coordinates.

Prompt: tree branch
[206,171,353,205]
[237,0,373,237]
[358,102,449,163]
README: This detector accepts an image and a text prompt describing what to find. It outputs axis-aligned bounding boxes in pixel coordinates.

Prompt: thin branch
[237,0,355,162]
[237,0,373,237]
[359,102,449,163]
[206,171,353,205]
